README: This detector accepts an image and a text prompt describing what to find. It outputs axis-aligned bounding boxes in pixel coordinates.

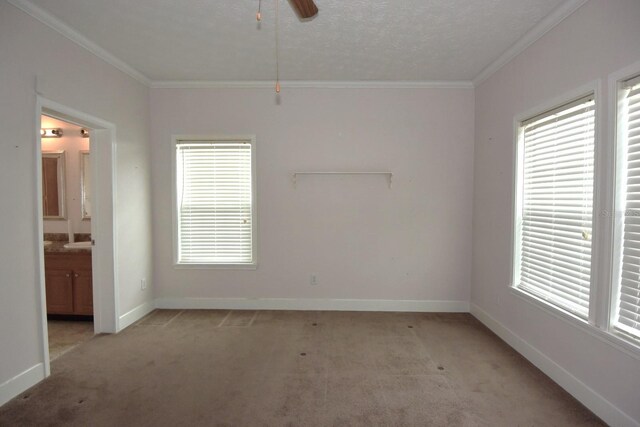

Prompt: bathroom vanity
[44,249,93,316]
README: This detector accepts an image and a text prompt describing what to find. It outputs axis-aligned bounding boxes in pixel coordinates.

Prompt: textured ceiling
[26,0,568,82]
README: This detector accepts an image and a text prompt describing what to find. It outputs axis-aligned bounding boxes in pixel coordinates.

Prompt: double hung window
[514,94,596,319]
[613,75,640,340]
[174,137,256,267]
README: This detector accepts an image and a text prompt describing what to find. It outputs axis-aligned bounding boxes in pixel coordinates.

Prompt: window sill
[174,263,257,270]
[510,286,640,360]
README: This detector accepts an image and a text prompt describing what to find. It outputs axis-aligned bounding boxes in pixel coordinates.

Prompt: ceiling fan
[258,0,318,21]
[288,0,318,19]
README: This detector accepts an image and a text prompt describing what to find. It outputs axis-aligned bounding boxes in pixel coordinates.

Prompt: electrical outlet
[141,278,147,290]
[310,274,318,286]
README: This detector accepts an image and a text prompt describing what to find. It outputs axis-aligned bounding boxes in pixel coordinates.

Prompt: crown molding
[472,0,589,87]
[7,0,151,86]
[150,80,474,89]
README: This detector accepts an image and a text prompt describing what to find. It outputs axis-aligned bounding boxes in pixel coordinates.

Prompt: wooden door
[73,269,93,315]
[45,270,74,314]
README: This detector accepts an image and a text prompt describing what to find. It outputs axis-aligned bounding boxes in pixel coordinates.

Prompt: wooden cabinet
[44,269,74,313]
[44,253,93,316]
[72,268,93,315]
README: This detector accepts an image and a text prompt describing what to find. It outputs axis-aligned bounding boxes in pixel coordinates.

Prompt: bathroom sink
[64,241,92,249]
[43,240,52,247]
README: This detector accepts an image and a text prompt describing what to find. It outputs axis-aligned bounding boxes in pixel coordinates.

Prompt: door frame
[35,96,119,376]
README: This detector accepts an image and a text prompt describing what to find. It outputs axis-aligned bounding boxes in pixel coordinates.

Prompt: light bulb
[41,128,63,138]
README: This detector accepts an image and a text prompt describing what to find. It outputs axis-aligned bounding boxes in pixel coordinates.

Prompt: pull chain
[275,0,280,93]
[256,0,261,21]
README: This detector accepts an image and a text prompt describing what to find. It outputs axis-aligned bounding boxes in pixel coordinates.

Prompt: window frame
[171,135,257,269]
[511,88,599,323]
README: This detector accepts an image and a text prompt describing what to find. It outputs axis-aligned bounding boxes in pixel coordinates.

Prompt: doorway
[40,114,94,361]
[36,97,119,376]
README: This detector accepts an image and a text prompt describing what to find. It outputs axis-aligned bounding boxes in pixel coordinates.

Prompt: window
[173,137,256,267]
[613,75,640,340]
[513,94,596,319]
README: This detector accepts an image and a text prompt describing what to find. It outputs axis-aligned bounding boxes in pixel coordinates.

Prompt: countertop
[43,233,92,254]
[44,241,92,254]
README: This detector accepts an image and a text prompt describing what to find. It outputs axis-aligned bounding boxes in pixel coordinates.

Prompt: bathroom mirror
[80,151,92,219]
[42,151,66,219]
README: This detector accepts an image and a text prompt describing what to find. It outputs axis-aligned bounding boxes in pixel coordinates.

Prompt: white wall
[0,1,153,404]
[40,116,91,234]
[472,0,640,424]
[150,87,474,306]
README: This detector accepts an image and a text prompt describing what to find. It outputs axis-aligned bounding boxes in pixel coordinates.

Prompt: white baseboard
[155,297,469,313]
[0,363,45,407]
[470,304,639,427]
[118,300,156,331]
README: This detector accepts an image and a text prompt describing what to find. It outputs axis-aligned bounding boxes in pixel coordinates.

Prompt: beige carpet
[0,310,603,426]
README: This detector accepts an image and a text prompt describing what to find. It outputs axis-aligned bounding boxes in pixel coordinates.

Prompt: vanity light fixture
[81,129,90,138]
[41,128,63,138]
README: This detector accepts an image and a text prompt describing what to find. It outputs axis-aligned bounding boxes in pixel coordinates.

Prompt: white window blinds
[176,140,254,265]
[615,77,640,339]
[517,95,595,318]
